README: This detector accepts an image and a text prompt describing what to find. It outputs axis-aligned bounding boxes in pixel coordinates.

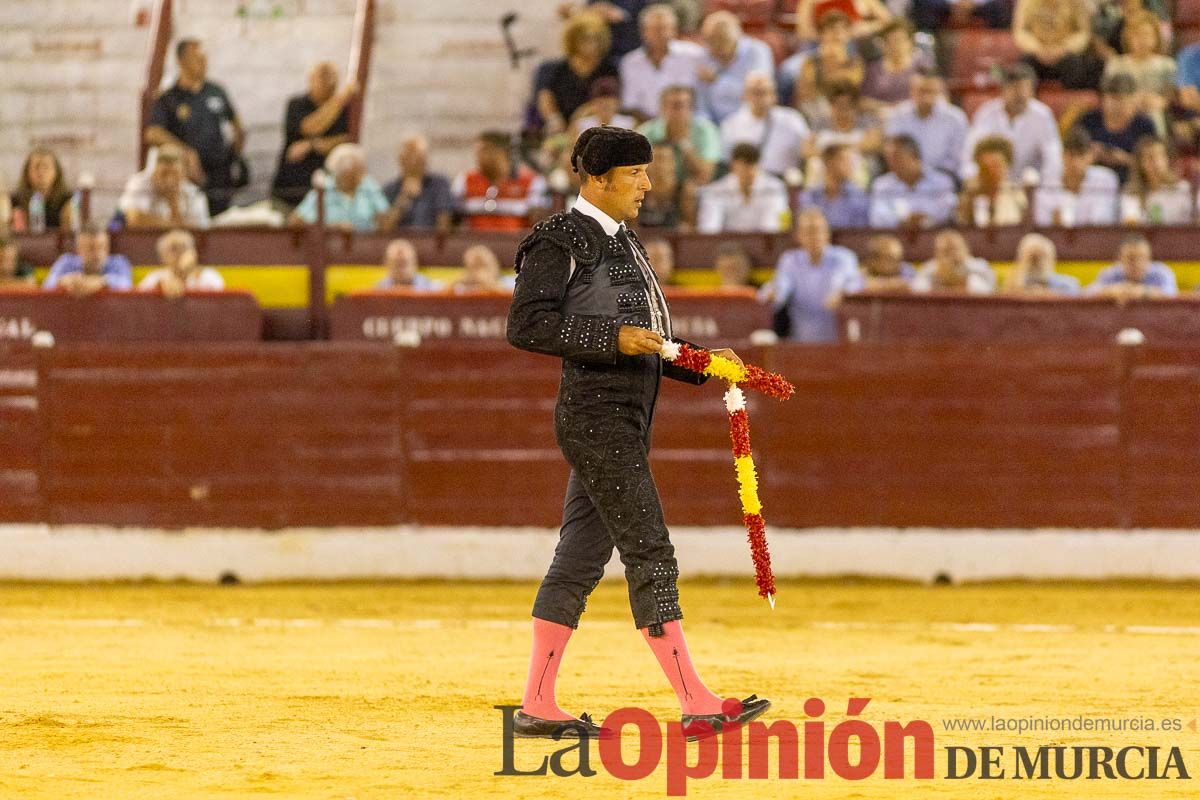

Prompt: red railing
[345,0,376,143]
[138,0,174,168]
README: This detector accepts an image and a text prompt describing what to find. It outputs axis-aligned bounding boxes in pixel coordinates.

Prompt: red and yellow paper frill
[659,341,794,607]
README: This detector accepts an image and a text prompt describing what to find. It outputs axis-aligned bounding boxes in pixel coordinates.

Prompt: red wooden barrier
[5,341,1200,529]
[838,294,1200,343]
[0,290,263,342]
[0,341,39,521]
[329,289,772,347]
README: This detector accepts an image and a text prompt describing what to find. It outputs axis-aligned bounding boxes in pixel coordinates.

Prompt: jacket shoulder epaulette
[514,211,603,273]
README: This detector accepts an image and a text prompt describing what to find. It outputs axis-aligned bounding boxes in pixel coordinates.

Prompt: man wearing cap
[506,125,770,739]
[961,63,1062,187]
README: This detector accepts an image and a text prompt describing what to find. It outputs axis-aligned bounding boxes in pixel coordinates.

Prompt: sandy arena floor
[0,579,1197,799]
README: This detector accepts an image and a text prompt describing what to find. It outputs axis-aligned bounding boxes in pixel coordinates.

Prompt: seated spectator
[638,86,719,185]
[11,148,74,231]
[1103,11,1176,135]
[532,11,619,136]
[1033,129,1119,226]
[290,143,390,231]
[714,243,755,289]
[453,131,548,232]
[382,134,454,232]
[0,236,35,287]
[270,61,354,207]
[861,234,914,290]
[139,229,225,298]
[802,81,883,188]
[911,0,1012,32]
[118,144,211,230]
[696,11,775,123]
[861,20,931,108]
[1120,137,1192,225]
[639,146,695,228]
[793,12,865,125]
[1008,233,1080,294]
[957,136,1028,227]
[43,225,132,296]
[799,143,870,228]
[375,239,442,291]
[697,144,790,234]
[1075,74,1157,183]
[571,78,637,132]
[912,230,996,294]
[1094,0,1171,60]
[556,0,649,59]
[720,71,810,178]
[619,4,705,120]
[759,208,862,342]
[885,69,967,179]
[869,135,957,228]
[452,245,510,294]
[1088,234,1177,298]
[642,237,675,285]
[1013,0,1102,90]
[145,38,244,215]
[962,63,1062,187]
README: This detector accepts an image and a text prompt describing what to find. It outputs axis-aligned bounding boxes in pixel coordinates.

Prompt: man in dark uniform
[506,125,770,739]
[145,39,244,216]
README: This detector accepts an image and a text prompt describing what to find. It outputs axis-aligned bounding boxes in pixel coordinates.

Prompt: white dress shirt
[619,40,706,119]
[962,97,1063,185]
[1032,166,1119,226]
[697,171,790,233]
[719,105,810,176]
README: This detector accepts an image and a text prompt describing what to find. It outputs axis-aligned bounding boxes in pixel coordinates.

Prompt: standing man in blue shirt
[43,225,133,296]
[761,208,863,342]
[1087,234,1178,299]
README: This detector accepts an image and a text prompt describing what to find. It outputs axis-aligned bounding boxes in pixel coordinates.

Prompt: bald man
[271,60,356,206]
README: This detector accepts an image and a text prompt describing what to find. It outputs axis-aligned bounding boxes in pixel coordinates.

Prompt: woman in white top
[1120,137,1192,225]
[139,229,225,299]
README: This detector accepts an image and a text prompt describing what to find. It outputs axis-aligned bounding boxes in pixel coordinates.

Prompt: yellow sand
[0,579,1197,799]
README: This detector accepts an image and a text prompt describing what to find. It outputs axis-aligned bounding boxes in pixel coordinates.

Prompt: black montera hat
[570,125,653,176]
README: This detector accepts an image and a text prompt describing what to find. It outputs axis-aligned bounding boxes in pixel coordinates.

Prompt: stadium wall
[4,340,1200,530]
[0,0,555,219]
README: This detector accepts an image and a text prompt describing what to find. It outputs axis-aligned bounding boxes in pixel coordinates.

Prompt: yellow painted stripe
[683,262,1200,291]
[32,265,310,308]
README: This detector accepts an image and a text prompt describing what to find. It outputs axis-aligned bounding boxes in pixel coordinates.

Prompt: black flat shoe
[513,710,613,739]
[681,695,772,741]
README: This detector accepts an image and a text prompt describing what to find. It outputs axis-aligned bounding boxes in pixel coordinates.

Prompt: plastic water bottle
[28,192,45,234]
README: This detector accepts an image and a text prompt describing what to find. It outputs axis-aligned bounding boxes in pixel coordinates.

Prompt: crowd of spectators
[10,4,1200,236]
[6,1,1200,327]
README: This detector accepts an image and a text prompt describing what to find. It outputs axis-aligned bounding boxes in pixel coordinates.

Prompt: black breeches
[531,399,682,632]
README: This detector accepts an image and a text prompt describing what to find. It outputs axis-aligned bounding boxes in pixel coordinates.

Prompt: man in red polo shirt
[452,130,548,231]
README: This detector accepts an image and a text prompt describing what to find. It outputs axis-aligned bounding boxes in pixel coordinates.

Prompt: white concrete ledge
[1,525,1198,582]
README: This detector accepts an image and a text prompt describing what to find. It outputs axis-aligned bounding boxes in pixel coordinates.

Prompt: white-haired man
[719,70,809,177]
[696,11,774,123]
[289,143,391,231]
[619,4,705,119]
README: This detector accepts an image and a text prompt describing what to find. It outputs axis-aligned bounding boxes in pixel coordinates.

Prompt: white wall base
[1,525,1198,582]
